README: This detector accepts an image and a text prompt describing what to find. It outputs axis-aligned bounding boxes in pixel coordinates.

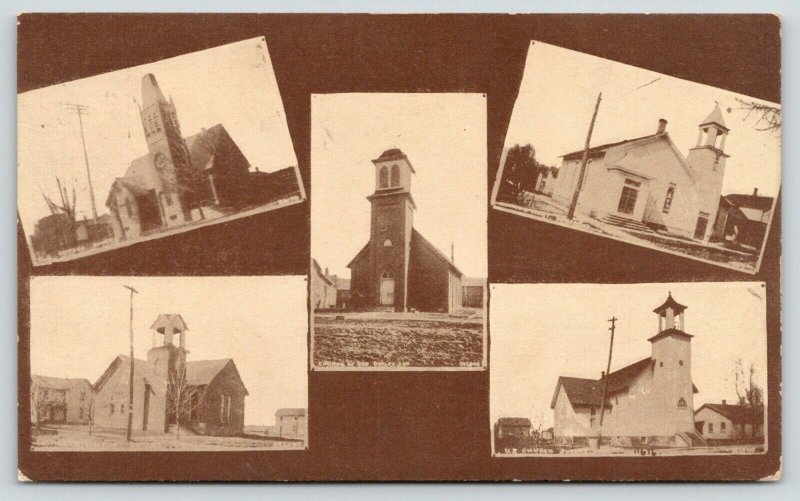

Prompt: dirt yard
[31,424,306,451]
[313,311,485,368]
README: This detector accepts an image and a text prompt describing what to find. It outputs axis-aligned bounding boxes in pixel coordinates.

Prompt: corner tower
[139,74,195,219]
[648,293,696,436]
[367,148,416,311]
[147,313,189,381]
[686,104,730,241]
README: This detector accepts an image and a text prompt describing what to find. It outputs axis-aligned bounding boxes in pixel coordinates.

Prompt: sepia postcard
[310,93,488,371]
[27,275,308,451]
[17,37,305,267]
[491,41,781,275]
[490,282,768,457]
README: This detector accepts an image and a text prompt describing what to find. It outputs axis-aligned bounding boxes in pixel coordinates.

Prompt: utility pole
[123,284,139,442]
[566,92,602,221]
[597,315,617,448]
[65,103,98,221]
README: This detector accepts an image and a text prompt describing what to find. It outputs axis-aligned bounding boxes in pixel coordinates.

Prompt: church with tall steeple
[544,105,732,242]
[347,148,464,313]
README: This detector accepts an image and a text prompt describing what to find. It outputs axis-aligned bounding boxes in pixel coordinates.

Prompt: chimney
[325,267,329,276]
[657,119,668,134]
[722,400,727,405]
[753,188,759,196]
[451,243,455,263]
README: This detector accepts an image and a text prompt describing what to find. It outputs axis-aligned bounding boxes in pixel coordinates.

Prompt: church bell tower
[139,74,195,219]
[147,314,189,381]
[367,148,416,311]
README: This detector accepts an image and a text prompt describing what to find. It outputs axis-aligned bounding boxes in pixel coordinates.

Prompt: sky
[489,282,768,431]
[503,41,781,199]
[29,275,308,427]
[17,37,297,233]
[311,93,488,279]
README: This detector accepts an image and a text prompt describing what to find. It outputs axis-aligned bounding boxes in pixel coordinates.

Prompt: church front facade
[547,105,731,242]
[348,149,463,313]
[551,294,701,447]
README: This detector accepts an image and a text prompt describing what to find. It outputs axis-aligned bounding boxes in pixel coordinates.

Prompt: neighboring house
[331,276,351,309]
[30,213,114,259]
[711,188,774,251]
[93,314,248,436]
[551,293,702,447]
[695,401,764,442]
[494,417,532,441]
[311,259,338,310]
[348,148,464,312]
[275,408,307,441]
[30,375,93,425]
[548,106,731,242]
[105,73,295,241]
[462,277,485,308]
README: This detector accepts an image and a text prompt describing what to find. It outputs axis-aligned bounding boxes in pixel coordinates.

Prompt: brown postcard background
[18,13,781,481]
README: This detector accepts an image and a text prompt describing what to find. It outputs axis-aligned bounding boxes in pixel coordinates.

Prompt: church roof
[412,229,464,277]
[93,355,167,392]
[560,133,661,162]
[551,358,655,409]
[186,359,233,386]
[653,293,688,316]
[699,103,729,131]
[150,314,188,332]
[372,148,416,173]
[695,403,764,425]
[185,124,250,173]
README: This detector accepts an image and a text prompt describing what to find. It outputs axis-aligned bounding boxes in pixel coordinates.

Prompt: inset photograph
[491,41,780,274]
[18,37,304,267]
[310,93,487,370]
[28,275,308,451]
[490,282,767,456]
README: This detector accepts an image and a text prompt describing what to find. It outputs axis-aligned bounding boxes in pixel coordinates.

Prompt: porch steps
[683,430,708,447]
[600,214,652,233]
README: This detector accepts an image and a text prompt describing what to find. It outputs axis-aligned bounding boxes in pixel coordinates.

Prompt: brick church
[348,149,464,313]
[550,293,703,448]
[93,314,248,436]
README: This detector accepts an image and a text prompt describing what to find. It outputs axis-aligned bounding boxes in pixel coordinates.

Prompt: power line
[64,103,99,221]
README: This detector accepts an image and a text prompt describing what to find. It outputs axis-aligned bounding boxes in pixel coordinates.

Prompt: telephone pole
[566,92,602,221]
[597,316,617,448]
[65,103,98,221]
[123,284,139,442]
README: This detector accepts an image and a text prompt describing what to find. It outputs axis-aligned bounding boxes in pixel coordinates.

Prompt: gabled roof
[699,104,729,131]
[412,229,463,277]
[150,314,188,332]
[551,358,654,409]
[93,355,166,393]
[276,408,306,417]
[496,417,532,427]
[105,176,151,207]
[560,133,661,161]
[347,242,371,269]
[653,292,688,316]
[185,124,250,172]
[695,403,764,425]
[31,374,92,391]
[186,358,232,386]
[333,277,351,291]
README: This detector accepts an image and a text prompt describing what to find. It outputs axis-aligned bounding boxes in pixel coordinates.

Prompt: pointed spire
[141,73,168,107]
[653,292,688,317]
[699,103,728,131]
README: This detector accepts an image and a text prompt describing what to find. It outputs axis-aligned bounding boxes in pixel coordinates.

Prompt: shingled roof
[696,403,764,425]
[551,358,655,409]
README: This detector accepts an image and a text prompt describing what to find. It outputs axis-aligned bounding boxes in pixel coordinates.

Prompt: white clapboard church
[550,293,705,448]
[547,105,730,242]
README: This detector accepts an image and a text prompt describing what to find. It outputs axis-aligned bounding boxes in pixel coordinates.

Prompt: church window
[383,239,392,247]
[120,403,125,414]
[618,179,640,215]
[708,423,714,433]
[721,422,726,431]
[379,166,389,188]
[677,398,687,408]
[390,164,400,186]
[659,361,664,368]
[165,193,173,206]
[110,404,114,415]
[663,184,676,213]
[381,269,393,279]
[590,417,595,428]
[679,360,684,366]
[126,199,133,217]
[79,408,84,420]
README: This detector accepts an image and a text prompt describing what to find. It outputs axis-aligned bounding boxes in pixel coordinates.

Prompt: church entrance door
[380,276,395,306]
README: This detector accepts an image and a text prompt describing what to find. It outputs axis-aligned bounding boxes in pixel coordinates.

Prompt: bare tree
[737,98,781,133]
[166,359,207,439]
[734,358,764,440]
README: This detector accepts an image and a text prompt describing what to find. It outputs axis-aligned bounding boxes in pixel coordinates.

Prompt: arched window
[390,164,400,186]
[383,239,393,247]
[381,269,393,279]
[677,397,687,408]
[379,166,389,188]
